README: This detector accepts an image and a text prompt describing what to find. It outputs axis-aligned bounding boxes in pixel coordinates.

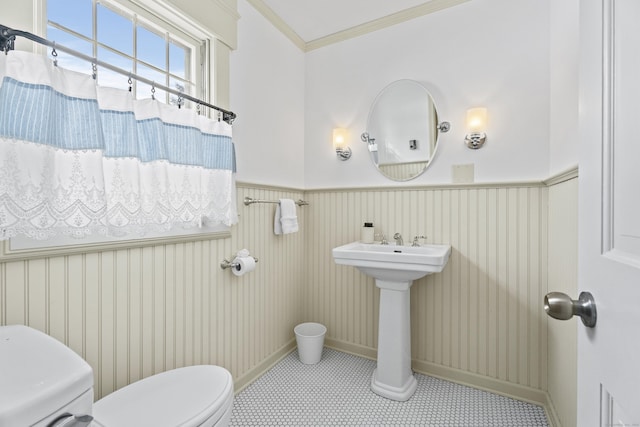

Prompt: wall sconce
[465,107,487,149]
[333,128,352,160]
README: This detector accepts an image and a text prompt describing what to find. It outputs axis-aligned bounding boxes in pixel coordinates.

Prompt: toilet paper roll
[232,256,256,276]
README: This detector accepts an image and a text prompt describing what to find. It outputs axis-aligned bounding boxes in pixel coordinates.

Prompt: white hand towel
[274,198,298,235]
[274,204,283,235]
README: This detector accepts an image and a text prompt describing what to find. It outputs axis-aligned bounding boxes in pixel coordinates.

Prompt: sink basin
[332,240,451,401]
[332,241,451,282]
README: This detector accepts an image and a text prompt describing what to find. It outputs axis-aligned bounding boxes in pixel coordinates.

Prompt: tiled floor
[230,348,549,426]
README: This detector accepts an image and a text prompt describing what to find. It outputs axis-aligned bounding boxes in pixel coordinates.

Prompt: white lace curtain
[0,51,238,241]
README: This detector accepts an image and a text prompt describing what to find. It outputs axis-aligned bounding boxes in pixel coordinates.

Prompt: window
[0,0,236,260]
[46,0,205,107]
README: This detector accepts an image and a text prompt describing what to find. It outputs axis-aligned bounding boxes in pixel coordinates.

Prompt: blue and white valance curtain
[0,51,238,241]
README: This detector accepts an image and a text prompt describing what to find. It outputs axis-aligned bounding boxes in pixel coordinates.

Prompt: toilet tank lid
[0,325,93,425]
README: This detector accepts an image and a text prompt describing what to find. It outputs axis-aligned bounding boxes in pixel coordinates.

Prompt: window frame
[108,0,217,108]
[44,0,207,106]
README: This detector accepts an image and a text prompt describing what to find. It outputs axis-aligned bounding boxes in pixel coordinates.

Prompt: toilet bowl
[0,325,233,427]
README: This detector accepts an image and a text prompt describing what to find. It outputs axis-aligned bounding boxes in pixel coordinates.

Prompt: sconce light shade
[333,128,352,160]
[465,107,487,149]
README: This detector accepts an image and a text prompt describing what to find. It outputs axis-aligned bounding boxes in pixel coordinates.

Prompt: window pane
[97,47,133,89]
[169,77,193,108]
[169,42,187,79]
[98,47,133,71]
[46,0,199,107]
[97,4,133,56]
[169,77,192,96]
[137,26,166,71]
[46,26,93,74]
[47,26,93,56]
[47,0,92,38]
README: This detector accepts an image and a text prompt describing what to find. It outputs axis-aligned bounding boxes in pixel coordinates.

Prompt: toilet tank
[0,325,94,427]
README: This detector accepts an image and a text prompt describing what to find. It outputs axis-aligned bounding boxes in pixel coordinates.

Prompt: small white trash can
[294,322,326,364]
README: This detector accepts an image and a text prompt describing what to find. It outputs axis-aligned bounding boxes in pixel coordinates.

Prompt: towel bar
[243,197,309,206]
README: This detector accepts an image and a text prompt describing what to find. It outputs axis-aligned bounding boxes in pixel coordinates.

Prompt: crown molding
[245,0,306,50]
[305,0,471,52]
[213,0,242,21]
[246,0,471,52]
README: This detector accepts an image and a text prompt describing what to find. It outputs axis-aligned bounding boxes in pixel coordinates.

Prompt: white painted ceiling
[260,0,431,42]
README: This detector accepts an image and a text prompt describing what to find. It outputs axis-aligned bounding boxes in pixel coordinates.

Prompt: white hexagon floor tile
[231,348,549,426]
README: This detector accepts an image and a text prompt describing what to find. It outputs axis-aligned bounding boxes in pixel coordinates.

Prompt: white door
[578,0,640,425]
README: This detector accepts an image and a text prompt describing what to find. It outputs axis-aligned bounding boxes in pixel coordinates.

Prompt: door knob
[544,291,597,328]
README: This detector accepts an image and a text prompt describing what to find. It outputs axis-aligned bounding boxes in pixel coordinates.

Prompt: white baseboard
[233,338,297,394]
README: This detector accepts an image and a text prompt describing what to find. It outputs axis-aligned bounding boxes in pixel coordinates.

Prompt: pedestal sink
[332,241,451,401]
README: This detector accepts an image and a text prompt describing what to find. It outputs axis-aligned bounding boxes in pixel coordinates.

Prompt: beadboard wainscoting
[0,175,578,426]
[304,184,552,401]
[546,175,578,427]
[303,171,578,426]
[0,184,306,399]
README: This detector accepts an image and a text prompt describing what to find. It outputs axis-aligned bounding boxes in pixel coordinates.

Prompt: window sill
[0,226,230,262]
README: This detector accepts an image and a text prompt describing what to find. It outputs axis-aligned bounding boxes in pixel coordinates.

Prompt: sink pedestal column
[371,279,416,401]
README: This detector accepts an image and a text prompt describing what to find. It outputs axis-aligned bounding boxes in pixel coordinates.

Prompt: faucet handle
[376,233,388,245]
[412,235,427,247]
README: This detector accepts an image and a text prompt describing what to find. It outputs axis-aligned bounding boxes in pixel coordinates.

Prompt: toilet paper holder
[220,256,259,270]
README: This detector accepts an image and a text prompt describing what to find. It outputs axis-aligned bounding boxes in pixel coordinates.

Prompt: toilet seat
[92,365,233,427]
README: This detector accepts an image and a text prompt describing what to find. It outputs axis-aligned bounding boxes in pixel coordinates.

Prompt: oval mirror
[361,80,449,181]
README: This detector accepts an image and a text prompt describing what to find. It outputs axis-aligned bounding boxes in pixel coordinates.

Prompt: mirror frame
[362,80,449,181]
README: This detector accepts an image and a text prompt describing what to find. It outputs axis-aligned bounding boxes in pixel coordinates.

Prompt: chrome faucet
[393,233,403,246]
[412,235,427,247]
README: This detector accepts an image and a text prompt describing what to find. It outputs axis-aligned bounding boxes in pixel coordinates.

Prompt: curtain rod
[0,23,237,124]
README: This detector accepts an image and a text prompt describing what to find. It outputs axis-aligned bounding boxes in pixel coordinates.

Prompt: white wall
[549,0,580,175]
[304,0,551,189]
[230,0,306,188]
[230,0,582,189]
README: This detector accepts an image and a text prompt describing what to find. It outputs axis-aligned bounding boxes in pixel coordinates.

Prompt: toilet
[0,325,233,427]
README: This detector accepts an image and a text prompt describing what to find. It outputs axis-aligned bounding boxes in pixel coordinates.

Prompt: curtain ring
[177,92,183,109]
[91,62,97,80]
[196,102,201,115]
[151,83,156,100]
[217,111,221,122]
[128,74,133,92]
[51,42,58,66]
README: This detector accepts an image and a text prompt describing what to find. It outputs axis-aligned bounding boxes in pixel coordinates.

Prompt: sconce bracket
[438,122,451,133]
[465,132,486,149]
[336,146,352,160]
